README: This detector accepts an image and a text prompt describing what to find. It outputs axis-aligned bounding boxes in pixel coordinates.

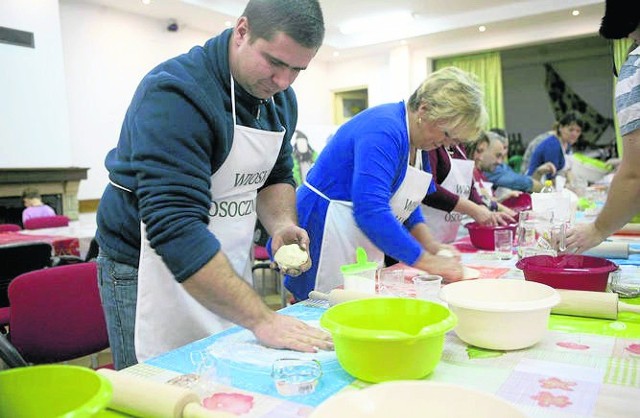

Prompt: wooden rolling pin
[308,289,379,306]
[97,369,233,418]
[615,223,640,236]
[552,289,640,320]
[583,242,640,259]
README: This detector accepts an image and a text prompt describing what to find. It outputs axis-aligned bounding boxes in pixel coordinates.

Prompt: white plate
[310,381,526,418]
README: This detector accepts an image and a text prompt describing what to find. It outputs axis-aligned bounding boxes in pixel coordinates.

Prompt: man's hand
[270,225,311,276]
[565,223,607,254]
[251,312,333,353]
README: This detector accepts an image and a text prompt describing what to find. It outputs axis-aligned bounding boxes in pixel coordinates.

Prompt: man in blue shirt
[96,0,331,369]
[482,132,556,193]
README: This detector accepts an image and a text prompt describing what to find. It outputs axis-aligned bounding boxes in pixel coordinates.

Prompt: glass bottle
[540,180,555,193]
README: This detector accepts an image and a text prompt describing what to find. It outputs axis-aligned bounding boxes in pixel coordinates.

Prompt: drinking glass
[412,274,443,301]
[494,229,513,260]
[610,268,640,298]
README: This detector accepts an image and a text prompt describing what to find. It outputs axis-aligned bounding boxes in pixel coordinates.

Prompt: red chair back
[0,224,21,233]
[7,262,109,364]
[23,215,70,230]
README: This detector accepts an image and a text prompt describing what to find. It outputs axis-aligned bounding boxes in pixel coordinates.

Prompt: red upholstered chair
[23,215,70,230]
[1,262,111,367]
[0,224,21,233]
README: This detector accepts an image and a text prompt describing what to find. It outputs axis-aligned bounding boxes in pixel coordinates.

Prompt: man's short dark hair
[242,0,325,49]
[600,0,640,40]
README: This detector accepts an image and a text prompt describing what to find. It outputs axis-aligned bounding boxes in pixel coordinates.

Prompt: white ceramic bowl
[309,380,527,418]
[439,279,560,350]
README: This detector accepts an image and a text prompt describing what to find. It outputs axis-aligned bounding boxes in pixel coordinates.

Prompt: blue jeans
[97,251,139,370]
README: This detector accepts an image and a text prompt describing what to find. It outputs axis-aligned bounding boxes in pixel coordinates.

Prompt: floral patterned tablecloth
[0,231,80,256]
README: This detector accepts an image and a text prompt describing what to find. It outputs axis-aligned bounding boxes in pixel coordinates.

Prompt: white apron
[310,121,433,293]
[134,77,284,361]
[422,147,474,244]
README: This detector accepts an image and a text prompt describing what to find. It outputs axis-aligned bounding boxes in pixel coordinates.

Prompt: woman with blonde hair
[286,67,488,301]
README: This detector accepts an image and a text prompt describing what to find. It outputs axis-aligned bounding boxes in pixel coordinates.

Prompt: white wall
[502,41,614,146]
[60,0,335,199]
[60,0,210,199]
[0,0,71,167]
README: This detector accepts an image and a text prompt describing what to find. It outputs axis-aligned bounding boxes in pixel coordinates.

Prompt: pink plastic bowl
[501,193,532,212]
[515,255,618,292]
[465,222,517,251]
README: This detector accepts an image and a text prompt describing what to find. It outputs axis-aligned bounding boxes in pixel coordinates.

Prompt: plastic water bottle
[540,180,555,193]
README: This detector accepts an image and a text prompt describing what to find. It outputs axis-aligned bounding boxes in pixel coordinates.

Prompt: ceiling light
[572,10,580,16]
[141,0,151,5]
[224,20,232,27]
[400,40,407,45]
[333,51,340,57]
[478,25,486,32]
[339,11,414,35]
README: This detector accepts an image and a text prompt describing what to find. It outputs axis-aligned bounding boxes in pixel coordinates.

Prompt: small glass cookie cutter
[271,358,322,396]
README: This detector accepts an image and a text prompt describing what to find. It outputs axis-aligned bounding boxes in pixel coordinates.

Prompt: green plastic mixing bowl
[0,365,112,418]
[320,298,457,383]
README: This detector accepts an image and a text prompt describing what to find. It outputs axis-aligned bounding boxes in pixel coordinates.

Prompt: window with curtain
[434,52,505,131]
[612,39,635,157]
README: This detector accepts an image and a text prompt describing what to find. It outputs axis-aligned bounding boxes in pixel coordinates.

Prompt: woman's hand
[472,205,497,225]
[434,244,462,261]
[473,205,514,226]
[413,252,463,282]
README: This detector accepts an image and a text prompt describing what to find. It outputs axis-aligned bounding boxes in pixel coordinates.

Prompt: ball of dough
[436,249,455,258]
[274,244,309,269]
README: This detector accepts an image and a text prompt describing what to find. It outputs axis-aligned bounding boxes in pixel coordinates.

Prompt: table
[19,224,94,259]
[123,232,640,418]
[0,231,80,257]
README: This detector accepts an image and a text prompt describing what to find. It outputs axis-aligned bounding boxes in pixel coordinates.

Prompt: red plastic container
[501,193,532,212]
[465,222,517,250]
[515,255,618,292]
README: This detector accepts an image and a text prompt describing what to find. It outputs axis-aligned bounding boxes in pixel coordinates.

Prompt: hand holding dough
[437,249,455,258]
[462,266,481,280]
[438,249,480,280]
[274,243,310,276]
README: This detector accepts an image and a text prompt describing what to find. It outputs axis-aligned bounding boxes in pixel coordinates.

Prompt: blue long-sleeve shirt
[485,163,534,192]
[96,29,297,282]
[286,102,436,300]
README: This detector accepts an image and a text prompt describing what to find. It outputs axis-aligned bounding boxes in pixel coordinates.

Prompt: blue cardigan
[286,102,436,301]
[526,134,566,178]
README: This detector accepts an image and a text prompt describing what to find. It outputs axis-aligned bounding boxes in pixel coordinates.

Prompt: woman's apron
[422,147,474,244]
[133,76,284,362]
[308,119,433,294]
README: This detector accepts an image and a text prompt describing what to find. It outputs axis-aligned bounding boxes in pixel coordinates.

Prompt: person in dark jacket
[96,0,331,369]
